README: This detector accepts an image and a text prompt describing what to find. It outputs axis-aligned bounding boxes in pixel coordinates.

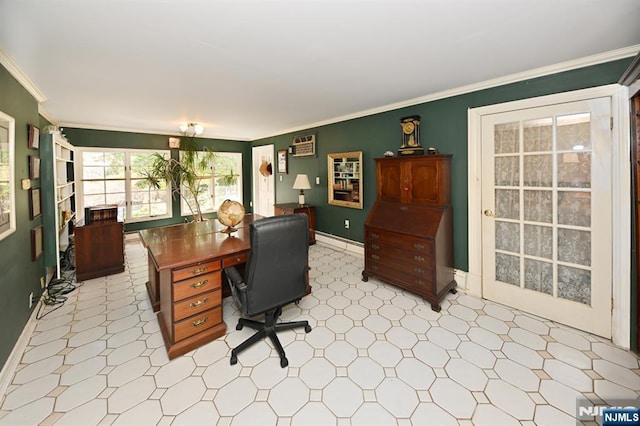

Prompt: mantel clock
[398,115,424,155]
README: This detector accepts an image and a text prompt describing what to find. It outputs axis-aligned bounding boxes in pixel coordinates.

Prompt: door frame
[251,144,275,218]
[467,84,631,347]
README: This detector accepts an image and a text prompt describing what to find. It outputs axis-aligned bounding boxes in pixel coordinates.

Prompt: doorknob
[484,209,495,217]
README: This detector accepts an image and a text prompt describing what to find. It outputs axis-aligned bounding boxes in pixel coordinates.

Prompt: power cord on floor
[36,242,81,320]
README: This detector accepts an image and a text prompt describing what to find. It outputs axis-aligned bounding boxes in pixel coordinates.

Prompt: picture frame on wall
[277,149,288,174]
[31,225,43,260]
[0,111,16,242]
[29,155,40,179]
[28,124,40,149]
[29,187,41,219]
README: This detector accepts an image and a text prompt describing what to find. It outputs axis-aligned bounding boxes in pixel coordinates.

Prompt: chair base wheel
[230,354,238,365]
[236,323,243,331]
[305,325,312,333]
[280,357,288,368]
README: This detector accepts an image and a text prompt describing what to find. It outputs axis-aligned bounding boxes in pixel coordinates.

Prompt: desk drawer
[172,260,221,282]
[173,307,222,341]
[223,252,248,268]
[173,289,221,322]
[173,271,221,302]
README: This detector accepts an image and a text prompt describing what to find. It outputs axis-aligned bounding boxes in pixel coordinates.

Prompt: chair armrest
[224,266,247,291]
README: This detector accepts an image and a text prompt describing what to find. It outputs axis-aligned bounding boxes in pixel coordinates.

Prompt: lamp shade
[292,174,311,190]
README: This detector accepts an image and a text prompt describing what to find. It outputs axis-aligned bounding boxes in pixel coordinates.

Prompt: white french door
[481,97,613,337]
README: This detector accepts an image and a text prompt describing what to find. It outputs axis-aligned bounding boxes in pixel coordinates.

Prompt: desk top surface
[140,214,262,270]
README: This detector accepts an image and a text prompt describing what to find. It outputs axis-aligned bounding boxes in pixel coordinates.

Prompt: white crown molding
[0,46,47,103]
[59,121,253,142]
[256,44,640,141]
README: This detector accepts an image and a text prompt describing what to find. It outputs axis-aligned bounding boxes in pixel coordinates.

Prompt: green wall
[255,58,633,272]
[63,128,252,233]
[0,65,45,368]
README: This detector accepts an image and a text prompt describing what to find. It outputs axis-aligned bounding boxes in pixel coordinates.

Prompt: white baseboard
[0,301,40,402]
[315,232,364,257]
[454,269,468,293]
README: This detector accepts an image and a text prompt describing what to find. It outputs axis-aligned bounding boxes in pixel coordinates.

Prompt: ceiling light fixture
[179,122,204,136]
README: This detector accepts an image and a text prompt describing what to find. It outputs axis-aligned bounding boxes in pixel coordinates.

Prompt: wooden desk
[140,215,260,359]
[139,216,260,312]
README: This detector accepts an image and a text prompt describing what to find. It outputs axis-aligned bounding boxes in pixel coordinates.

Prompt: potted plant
[142,135,215,222]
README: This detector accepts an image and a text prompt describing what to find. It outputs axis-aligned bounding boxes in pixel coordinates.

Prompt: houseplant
[142,134,215,222]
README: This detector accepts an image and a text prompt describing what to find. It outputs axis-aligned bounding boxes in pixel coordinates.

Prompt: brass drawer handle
[371,254,379,260]
[414,267,424,274]
[192,267,207,275]
[414,243,425,250]
[192,317,208,327]
[190,297,209,308]
[191,279,208,289]
[416,279,425,286]
[371,244,380,250]
[371,233,379,239]
[414,255,424,262]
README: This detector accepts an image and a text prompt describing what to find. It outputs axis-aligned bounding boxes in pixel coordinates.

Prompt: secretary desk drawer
[173,289,221,322]
[173,271,221,302]
[173,306,222,341]
[172,259,221,282]
[366,228,434,255]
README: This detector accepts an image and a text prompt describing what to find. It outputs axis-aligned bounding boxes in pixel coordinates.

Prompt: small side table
[274,203,316,245]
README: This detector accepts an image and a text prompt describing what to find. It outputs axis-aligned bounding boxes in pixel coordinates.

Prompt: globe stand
[221,226,238,235]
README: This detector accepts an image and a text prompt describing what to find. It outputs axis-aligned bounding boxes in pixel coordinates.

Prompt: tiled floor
[0,238,639,425]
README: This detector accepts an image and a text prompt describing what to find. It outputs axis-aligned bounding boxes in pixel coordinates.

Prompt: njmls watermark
[577,398,640,425]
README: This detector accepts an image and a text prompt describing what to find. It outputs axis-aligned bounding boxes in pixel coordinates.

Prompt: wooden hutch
[363,154,456,311]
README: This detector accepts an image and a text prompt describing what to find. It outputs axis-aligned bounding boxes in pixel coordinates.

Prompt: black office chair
[224,214,312,368]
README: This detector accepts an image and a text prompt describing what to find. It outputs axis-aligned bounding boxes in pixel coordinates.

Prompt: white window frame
[76,147,173,223]
[179,151,243,217]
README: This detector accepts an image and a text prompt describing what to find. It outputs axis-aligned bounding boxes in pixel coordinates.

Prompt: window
[180,152,243,216]
[77,149,172,222]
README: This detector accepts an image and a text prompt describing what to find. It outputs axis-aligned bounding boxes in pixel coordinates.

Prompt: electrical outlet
[28,292,34,309]
[40,276,45,289]
[315,176,320,185]
[344,219,350,229]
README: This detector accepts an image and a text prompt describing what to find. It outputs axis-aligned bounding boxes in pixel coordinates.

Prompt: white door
[481,97,612,337]
[252,145,275,217]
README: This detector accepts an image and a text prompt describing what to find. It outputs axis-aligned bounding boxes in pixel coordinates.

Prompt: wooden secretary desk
[363,154,456,312]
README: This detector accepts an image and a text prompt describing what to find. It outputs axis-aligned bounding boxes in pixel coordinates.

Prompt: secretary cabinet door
[376,159,403,203]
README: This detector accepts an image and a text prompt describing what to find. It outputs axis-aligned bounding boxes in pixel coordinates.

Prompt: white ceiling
[1,0,639,141]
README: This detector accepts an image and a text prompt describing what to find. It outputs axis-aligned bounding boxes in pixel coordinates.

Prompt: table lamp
[293,174,311,206]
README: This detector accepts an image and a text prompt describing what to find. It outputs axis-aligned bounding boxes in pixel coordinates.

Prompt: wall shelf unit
[41,133,76,279]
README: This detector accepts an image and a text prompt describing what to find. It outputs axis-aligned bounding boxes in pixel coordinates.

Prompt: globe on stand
[217,199,245,235]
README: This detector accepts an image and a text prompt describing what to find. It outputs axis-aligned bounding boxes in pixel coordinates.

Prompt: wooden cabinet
[363,155,456,312]
[74,221,124,281]
[40,133,76,279]
[274,203,316,244]
[158,258,227,359]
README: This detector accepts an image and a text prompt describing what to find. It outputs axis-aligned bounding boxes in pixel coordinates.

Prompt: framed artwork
[29,187,41,219]
[277,149,288,174]
[0,111,16,241]
[29,155,40,179]
[31,225,43,260]
[28,124,40,149]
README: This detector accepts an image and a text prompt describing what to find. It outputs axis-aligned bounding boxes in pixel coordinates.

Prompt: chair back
[242,214,309,317]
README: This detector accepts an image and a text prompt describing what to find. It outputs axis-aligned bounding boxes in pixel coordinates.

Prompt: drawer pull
[414,243,425,250]
[414,255,424,262]
[414,267,425,274]
[371,233,379,239]
[191,279,208,289]
[371,243,380,250]
[371,254,380,260]
[192,317,208,327]
[192,267,207,275]
[416,280,425,286]
[190,297,209,308]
